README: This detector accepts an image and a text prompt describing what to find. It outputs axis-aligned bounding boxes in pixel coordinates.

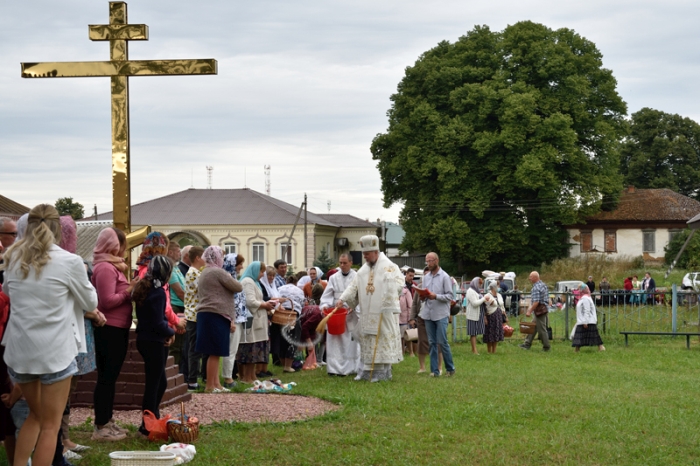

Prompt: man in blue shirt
[520,271,551,352]
[418,252,456,377]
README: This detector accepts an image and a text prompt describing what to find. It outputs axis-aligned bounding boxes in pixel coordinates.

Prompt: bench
[620,331,700,349]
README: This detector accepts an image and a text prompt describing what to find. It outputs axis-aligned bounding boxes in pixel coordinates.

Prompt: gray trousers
[523,313,550,350]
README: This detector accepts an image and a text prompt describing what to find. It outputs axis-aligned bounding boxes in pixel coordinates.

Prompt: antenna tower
[206,166,213,189]
[264,165,271,196]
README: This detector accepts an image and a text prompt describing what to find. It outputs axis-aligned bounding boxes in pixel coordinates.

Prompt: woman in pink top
[90,227,131,441]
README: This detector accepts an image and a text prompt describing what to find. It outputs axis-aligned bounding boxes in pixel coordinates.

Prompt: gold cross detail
[20,2,217,235]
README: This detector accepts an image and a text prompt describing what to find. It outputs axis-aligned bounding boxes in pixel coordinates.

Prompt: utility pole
[304,193,308,269]
[264,165,271,196]
[206,166,213,189]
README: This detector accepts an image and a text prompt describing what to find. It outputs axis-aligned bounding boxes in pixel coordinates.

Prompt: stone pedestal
[70,329,191,410]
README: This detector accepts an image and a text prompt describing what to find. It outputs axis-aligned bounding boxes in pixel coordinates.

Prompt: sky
[2,0,700,223]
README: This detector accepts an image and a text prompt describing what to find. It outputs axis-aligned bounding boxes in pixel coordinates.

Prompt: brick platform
[71,330,191,410]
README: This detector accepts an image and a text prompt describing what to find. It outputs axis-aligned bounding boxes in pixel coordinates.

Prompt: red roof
[586,188,700,223]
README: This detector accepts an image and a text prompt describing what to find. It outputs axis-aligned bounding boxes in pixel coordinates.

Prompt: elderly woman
[237,262,275,383]
[483,281,505,354]
[221,253,247,388]
[571,284,605,352]
[465,277,491,355]
[195,246,242,392]
[265,266,298,373]
[2,204,97,466]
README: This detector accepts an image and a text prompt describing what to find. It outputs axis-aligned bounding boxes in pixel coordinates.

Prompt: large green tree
[371,21,627,268]
[621,108,700,199]
[55,197,84,220]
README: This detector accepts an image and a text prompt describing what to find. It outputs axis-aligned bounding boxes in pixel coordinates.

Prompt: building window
[643,230,656,253]
[669,229,683,243]
[604,230,616,253]
[223,243,237,254]
[252,242,265,262]
[279,243,293,263]
[580,231,592,253]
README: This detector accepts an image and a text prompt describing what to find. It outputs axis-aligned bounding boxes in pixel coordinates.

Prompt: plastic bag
[160,443,197,465]
[143,410,171,442]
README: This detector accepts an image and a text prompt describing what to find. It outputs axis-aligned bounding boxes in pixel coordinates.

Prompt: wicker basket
[519,321,536,335]
[271,308,297,326]
[167,402,199,444]
[109,451,176,466]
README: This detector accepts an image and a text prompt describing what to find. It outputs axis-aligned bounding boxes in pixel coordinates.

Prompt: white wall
[568,228,668,261]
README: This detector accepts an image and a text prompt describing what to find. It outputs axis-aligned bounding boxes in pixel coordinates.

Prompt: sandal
[70,444,91,453]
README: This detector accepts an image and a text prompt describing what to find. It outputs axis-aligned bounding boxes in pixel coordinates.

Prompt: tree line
[371,21,700,271]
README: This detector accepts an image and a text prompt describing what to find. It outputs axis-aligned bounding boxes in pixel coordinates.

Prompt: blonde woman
[2,204,97,466]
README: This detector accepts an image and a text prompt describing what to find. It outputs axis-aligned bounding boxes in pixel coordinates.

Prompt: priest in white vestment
[320,253,361,376]
[337,235,404,382]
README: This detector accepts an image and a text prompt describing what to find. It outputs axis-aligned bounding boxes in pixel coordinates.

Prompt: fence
[451,285,700,343]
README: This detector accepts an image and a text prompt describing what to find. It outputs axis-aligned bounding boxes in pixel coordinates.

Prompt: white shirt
[3,245,98,374]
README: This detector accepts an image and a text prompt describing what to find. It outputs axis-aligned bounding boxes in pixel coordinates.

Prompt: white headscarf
[261,271,280,299]
[297,267,323,289]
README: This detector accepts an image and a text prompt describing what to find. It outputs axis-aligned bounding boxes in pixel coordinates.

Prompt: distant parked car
[553,280,585,303]
[681,272,700,292]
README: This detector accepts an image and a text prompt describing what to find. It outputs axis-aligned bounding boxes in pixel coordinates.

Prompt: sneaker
[91,425,126,442]
[519,344,530,350]
[187,383,199,391]
[107,419,128,435]
[223,381,237,389]
[64,450,82,461]
[446,370,456,377]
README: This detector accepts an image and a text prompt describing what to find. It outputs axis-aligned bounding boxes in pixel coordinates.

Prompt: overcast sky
[2,0,699,222]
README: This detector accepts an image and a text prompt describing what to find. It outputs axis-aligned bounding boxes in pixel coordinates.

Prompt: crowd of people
[0,207,611,465]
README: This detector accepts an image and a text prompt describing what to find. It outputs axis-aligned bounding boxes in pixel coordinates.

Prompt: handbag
[405,327,418,342]
[450,301,462,316]
[534,302,548,316]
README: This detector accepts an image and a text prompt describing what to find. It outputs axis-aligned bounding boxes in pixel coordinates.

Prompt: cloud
[2,0,700,223]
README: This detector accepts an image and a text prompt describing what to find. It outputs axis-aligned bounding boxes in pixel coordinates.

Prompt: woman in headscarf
[465,277,490,355]
[571,284,605,352]
[90,227,131,441]
[2,205,97,466]
[132,255,175,437]
[236,262,274,383]
[300,284,325,370]
[58,216,108,453]
[221,253,247,387]
[483,281,505,354]
[195,246,242,393]
[136,232,184,334]
[275,274,305,373]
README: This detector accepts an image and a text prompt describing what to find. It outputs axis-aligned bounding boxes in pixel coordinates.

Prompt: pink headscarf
[93,228,128,273]
[58,216,77,254]
[202,245,224,268]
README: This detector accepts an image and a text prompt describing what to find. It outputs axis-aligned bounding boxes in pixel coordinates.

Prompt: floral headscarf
[202,245,224,268]
[222,252,250,323]
[136,232,169,266]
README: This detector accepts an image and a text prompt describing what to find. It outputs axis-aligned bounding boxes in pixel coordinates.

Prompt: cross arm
[21,59,217,78]
[89,24,149,40]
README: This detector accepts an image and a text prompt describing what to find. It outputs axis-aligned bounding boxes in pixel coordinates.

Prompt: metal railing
[450,285,700,343]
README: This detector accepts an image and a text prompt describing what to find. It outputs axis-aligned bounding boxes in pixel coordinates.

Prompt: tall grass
[513,255,688,291]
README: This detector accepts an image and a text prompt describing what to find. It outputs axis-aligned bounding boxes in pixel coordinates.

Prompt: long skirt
[467,308,485,336]
[483,311,504,343]
[571,324,604,347]
[236,340,270,364]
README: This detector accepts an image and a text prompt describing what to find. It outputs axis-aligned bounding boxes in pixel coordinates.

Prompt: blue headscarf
[239,261,262,290]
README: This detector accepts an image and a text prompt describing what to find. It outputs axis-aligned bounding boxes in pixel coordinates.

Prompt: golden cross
[21,2,217,234]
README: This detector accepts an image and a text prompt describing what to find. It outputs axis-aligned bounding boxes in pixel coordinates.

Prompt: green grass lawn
[4,336,700,465]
